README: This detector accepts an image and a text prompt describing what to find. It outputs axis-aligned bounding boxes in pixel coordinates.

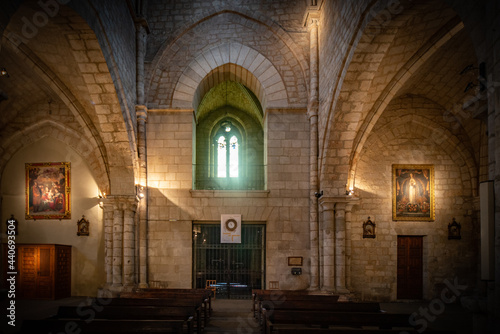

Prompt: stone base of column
[137,282,149,289]
[97,284,122,298]
[336,286,350,294]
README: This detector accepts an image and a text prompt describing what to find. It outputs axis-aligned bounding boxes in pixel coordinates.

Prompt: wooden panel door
[19,245,38,298]
[397,236,423,299]
[36,245,54,299]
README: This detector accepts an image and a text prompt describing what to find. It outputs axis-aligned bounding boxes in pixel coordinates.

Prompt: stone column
[103,200,114,286]
[334,203,348,294]
[136,108,148,288]
[305,11,321,291]
[345,204,354,290]
[320,200,335,292]
[112,202,124,287]
[135,14,150,290]
[320,196,359,294]
[123,202,137,287]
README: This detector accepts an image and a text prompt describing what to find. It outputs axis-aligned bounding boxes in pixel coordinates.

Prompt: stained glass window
[229,135,238,177]
[217,136,227,178]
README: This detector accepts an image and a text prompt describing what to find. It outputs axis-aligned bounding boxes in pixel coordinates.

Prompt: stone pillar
[334,203,348,294]
[103,200,114,286]
[123,203,137,287]
[112,203,124,287]
[305,11,321,291]
[320,200,335,292]
[135,15,150,289]
[320,196,359,294]
[136,108,148,288]
[345,204,354,290]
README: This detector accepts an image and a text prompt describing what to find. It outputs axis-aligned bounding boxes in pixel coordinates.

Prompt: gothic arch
[0,120,109,192]
[146,10,308,109]
[320,0,470,194]
[175,44,287,112]
[1,2,136,194]
[356,113,477,197]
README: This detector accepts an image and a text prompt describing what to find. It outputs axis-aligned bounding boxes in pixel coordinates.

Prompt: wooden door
[397,236,423,299]
[36,245,54,298]
[19,245,37,298]
[19,245,54,299]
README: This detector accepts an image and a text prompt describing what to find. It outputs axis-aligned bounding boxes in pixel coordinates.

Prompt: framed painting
[392,164,434,221]
[26,162,71,220]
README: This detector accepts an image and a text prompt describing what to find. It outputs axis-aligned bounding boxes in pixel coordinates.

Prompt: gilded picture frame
[392,164,434,221]
[26,162,71,220]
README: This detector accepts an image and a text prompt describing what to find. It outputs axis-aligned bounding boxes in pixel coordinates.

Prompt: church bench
[56,305,197,334]
[19,318,190,334]
[257,301,381,324]
[121,288,213,316]
[107,297,208,328]
[272,328,456,334]
[252,289,339,317]
[262,310,414,334]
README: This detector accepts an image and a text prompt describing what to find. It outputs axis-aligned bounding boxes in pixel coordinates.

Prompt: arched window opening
[229,135,238,178]
[217,135,227,178]
[215,120,240,180]
[194,80,264,190]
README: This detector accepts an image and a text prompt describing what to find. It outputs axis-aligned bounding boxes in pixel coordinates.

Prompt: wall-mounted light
[314,190,323,198]
[0,68,9,78]
[345,185,354,196]
[98,191,106,209]
[137,185,145,199]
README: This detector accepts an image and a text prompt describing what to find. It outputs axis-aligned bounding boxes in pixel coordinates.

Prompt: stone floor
[0,296,477,334]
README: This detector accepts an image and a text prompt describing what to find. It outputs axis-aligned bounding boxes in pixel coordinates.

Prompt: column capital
[136,105,148,121]
[103,195,139,212]
[302,0,323,28]
[319,196,360,211]
[134,16,150,34]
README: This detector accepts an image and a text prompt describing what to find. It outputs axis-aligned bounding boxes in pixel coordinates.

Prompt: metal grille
[192,224,265,299]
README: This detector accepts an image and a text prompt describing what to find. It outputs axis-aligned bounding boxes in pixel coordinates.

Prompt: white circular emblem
[225,219,237,231]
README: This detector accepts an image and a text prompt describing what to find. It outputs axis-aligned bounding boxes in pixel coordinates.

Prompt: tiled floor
[0,296,476,334]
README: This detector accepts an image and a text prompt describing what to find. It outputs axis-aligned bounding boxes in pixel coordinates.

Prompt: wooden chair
[205,280,217,299]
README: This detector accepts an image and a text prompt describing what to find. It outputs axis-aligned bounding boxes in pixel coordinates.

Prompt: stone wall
[146,109,311,289]
[350,98,479,301]
[0,137,104,296]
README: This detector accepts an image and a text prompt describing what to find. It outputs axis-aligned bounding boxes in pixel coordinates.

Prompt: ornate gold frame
[26,162,71,220]
[392,164,434,221]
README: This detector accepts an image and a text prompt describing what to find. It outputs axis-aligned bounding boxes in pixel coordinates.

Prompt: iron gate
[192,224,265,299]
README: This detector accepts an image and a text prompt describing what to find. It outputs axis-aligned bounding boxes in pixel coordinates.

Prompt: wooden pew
[258,301,380,324]
[109,297,207,328]
[19,318,189,334]
[122,288,213,317]
[55,305,196,333]
[262,310,414,334]
[252,289,339,318]
[273,329,456,334]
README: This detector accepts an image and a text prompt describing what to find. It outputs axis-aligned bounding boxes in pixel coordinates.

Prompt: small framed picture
[288,256,303,266]
[77,215,90,236]
[363,217,376,238]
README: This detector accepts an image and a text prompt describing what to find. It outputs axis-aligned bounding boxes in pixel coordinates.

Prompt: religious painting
[26,162,71,220]
[392,164,434,221]
[363,217,376,238]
